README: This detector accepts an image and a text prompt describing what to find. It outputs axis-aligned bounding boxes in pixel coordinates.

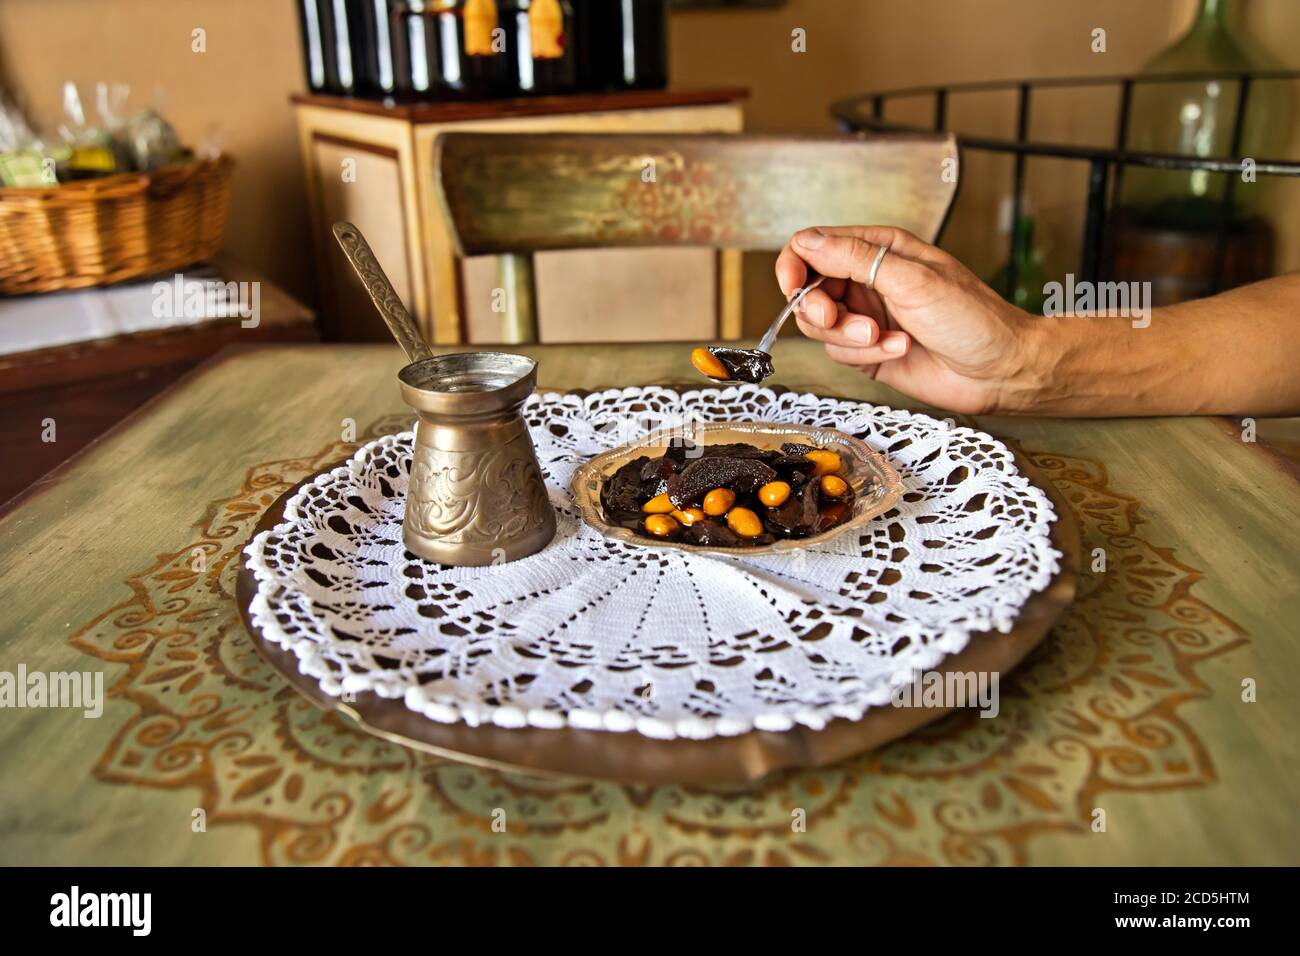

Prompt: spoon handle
[757,274,825,354]
[332,221,433,364]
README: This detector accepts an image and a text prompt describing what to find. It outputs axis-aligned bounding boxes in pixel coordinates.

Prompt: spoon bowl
[690,275,825,385]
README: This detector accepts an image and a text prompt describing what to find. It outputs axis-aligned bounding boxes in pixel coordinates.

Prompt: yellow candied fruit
[642,493,675,514]
[672,507,706,526]
[726,507,764,538]
[819,474,849,497]
[690,347,730,381]
[758,480,791,507]
[805,449,842,477]
[702,488,736,516]
[644,514,680,537]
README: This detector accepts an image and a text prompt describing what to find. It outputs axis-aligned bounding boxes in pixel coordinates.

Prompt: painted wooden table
[1,340,1296,866]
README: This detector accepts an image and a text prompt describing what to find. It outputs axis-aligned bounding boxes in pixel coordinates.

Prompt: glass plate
[570,421,905,556]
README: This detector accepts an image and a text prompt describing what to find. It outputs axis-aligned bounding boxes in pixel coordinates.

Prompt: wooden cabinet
[292,88,747,344]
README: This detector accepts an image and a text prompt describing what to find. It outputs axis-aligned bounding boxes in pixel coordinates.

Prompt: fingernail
[794,228,825,249]
[883,334,907,354]
[844,320,875,344]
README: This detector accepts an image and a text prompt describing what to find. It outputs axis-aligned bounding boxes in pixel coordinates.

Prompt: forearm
[1017,274,1300,417]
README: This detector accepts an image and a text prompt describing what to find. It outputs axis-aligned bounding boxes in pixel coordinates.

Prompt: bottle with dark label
[574,0,668,92]
[503,0,576,96]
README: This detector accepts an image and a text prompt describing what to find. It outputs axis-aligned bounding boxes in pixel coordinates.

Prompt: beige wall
[0,0,312,300]
[1,0,1296,333]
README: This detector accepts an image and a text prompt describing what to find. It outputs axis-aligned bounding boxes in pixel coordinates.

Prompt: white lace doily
[244,386,1061,740]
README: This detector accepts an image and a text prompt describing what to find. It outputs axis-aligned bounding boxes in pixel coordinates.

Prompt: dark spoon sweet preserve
[690,274,825,385]
[690,346,773,384]
[600,439,856,548]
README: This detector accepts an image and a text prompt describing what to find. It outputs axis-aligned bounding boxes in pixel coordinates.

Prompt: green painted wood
[435,132,958,254]
[0,341,1295,866]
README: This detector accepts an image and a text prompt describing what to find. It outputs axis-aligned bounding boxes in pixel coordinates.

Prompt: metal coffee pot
[333,222,556,566]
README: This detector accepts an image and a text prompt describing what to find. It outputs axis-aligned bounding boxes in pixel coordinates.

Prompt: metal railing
[831,70,1300,299]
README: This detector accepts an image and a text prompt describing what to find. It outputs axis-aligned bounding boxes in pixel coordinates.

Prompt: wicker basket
[0,155,234,295]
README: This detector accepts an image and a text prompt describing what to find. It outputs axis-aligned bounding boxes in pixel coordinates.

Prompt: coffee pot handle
[332,221,434,364]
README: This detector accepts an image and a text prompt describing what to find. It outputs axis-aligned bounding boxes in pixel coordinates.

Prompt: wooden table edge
[1212,414,1300,483]
[0,344,264,518]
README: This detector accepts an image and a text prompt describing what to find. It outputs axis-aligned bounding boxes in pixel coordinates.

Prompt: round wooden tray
[236,435,1079,786]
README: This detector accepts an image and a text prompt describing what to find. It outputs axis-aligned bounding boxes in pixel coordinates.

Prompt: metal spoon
[692,275,826,384]
[331,221,433,364]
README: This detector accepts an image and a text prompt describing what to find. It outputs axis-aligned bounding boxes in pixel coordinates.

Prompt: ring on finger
[865,245,889,291]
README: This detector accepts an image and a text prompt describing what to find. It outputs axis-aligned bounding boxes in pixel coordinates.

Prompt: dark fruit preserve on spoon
[690,275,823,385]
[690,347,774,384]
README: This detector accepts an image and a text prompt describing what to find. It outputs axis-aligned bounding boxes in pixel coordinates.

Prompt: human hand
[775,226,1049,415]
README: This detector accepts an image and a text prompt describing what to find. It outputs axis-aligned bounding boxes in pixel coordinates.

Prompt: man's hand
[775,225,1049,414]
[777,224,1300,418]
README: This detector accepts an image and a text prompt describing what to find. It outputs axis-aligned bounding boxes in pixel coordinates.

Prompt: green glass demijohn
[1121,0,1292,228]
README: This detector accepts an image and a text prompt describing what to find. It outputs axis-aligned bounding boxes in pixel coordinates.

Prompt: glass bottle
[394,0,506,100]
[393,1,439,99]
[574,0,669,92]
[297,0,332,92]
[988,215,1049,315]
[1121,0,1290,226]
[328,0,360,94]
[609,0,669,90]
[345,0,402,98]
[504,0,577,96]
[1110,0,1289,301]
[297,0,341,94]
[461,0,509,96]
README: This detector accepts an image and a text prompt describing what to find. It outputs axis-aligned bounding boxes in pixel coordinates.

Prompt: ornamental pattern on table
[243,386,1062,740]
[67,416,1248,866]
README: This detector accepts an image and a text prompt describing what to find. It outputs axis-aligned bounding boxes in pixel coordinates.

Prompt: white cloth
[0,267,242,356]
[244,385,1061,740]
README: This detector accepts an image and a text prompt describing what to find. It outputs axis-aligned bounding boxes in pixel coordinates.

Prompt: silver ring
[865,245,889,291]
